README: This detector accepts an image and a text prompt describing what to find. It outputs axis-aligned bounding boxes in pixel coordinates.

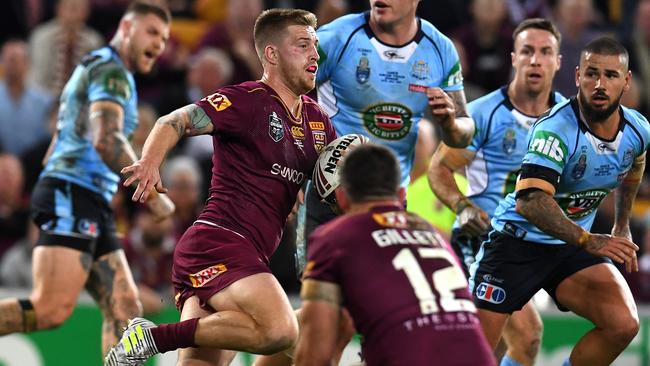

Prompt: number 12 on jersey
[393,248,476,315]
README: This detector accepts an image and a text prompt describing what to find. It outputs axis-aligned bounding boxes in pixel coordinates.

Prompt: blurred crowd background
[2,0,650,315]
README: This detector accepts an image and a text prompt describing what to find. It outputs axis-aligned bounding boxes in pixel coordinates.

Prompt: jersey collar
[570,97,627,143]
[363,11,425,48]
[500,84,560,119]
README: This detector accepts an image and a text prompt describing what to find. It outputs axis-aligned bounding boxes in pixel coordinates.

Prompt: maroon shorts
[172,221,271,311]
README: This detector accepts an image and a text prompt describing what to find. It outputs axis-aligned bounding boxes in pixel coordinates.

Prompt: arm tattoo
[614,182,640,230]
[157,110,186,139]
[518,190,584,246]
[187,105,213,136]
[90,105,137,174]
[615,156,644,229]
[157,105,214,139]
[448,90,470,118]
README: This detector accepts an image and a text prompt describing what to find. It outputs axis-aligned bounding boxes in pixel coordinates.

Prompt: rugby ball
[312,134,370,204]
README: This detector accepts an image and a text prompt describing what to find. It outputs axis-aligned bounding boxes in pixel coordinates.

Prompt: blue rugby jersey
[41,47,138,202]
[316,12,463,186]
[492,98,650,244]
[456,87,565,229]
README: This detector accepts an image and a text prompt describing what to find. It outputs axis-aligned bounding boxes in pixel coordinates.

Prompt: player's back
[307,205,495,366]
[42,46,138,203]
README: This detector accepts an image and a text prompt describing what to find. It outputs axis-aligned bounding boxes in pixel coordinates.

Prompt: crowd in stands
[2,0,650,313]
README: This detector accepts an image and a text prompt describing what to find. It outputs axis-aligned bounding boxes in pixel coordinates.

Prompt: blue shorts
[31,177,121,259]
[450,228,487,277]
[469,230,611,313]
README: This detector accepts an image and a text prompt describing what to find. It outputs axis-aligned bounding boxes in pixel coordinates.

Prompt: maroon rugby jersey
[194,81,335,262]
[305,205,495,366]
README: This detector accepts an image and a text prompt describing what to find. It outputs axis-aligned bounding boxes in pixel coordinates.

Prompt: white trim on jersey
[466,149,489,196]
[317,80,339,118]
[369,38,419,63]
[194,219,246,240]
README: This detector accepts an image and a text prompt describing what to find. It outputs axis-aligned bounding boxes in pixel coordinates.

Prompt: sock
[500,355,523,366]
[150,318,199,353]
[562,358,572,366]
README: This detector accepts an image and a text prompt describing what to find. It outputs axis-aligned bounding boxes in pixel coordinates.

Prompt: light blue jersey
[492,98,650,244]
[316,12,463,186]
[457,87,565,229]
[41,46,138,202]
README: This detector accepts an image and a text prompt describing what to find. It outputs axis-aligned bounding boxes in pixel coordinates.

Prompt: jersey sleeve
[316,23,344,85]
[194,86,250,135]
[628,109,650,155]
[304,227,344,284]
[521,117,572,174]
[323,111,337,141]
[467,100,489,152]
[437,33,464,93]
[87,61,132,107]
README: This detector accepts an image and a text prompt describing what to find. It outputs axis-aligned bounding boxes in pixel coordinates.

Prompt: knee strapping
[18,299,37,332]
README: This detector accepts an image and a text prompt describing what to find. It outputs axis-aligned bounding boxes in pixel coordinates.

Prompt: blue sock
[500,355,523,366]
[562,358,572,366]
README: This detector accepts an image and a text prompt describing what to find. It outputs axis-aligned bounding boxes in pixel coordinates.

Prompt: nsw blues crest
[356,56,370,84]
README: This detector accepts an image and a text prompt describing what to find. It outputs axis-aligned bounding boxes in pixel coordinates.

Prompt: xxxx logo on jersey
[557,189,608,219]
[189,264,227,288]
[529,130,568,167]
[363,103,412,140]
[205,93,232,112]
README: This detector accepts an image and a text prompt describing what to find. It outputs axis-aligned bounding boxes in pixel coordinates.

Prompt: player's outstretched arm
[91,100,175,218]
[612,154,645,240]
[90,100,139,174]
[426,88,474,148]
[515,180,639,272]
[428,143,488,237]
[122,104,214,203]
[294,279,342,366]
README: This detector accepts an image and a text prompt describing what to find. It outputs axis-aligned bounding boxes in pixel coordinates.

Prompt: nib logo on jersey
[475,282,506,304]
[363,103,412,140]
[530,130,568,166]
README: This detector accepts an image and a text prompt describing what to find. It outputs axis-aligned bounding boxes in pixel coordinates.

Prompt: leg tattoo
[0,299,30,334]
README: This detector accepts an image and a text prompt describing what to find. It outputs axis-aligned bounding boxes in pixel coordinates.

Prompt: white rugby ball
[312,133,370,204]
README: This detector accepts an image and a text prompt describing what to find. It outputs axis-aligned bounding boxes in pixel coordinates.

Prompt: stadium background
[2,0,650,364]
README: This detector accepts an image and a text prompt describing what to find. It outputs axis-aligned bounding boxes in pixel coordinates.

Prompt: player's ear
[264,44,279,66]
[624,70,632,92]
[119,15,134,36]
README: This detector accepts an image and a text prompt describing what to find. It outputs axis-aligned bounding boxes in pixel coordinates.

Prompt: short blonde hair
[253,8,317,62]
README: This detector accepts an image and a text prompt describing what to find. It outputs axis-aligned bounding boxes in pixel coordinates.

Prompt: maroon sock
[150,318,199,353]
